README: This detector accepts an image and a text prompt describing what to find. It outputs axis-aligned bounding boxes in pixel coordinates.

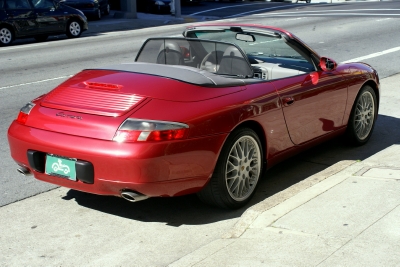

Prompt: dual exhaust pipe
[17,166,148,203]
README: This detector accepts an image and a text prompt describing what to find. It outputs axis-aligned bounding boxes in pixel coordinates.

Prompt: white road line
[227,8,400,18]
[252,13,400,17]
[343,46,400,63]
[249,9,400,17]
[0,43,49,51]
[189,3,268,16]
[253,9,400,15]
[376,18,393,22]
[225,5,302,18]
[0,76,71,91]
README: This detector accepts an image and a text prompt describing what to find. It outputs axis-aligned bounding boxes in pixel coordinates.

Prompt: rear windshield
[135,38,253,78]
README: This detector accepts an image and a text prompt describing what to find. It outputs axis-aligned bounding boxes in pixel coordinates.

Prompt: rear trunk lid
[27,69,244,140]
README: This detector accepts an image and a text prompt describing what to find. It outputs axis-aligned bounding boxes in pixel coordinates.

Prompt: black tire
[0,26,14,46]
[197,128,263,209]
[104,4,110,15]
[66,20,82,38]
[346,85,377,146]
[34,35,48,42]
[306,0,311,3]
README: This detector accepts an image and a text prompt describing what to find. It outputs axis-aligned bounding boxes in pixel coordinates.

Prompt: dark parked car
[0,0,88,46]
[60,0,110,20]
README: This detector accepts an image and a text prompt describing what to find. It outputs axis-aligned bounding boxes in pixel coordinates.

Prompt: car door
[4,0,37,37]
[271,70,348,145]
[32,0,66,34]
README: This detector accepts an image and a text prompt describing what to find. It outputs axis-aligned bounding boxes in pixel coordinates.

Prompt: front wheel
[0,26,14,46]
[66,20,82,38]
[346,85,377,146]
[197,128,263,209]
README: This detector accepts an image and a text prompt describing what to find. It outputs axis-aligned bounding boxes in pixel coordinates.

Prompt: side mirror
[302,71,319,86]
[319,57,337,72]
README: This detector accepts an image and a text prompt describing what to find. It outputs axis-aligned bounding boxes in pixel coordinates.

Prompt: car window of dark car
[5,0,32,9]
[32,0,54,8]
[5,0,31,9]
[0,0,4,9]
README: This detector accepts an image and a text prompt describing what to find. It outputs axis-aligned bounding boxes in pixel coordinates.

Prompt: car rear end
[7,69,229,199]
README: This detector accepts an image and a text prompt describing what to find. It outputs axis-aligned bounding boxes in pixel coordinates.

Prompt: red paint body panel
[8,122,227,196]
[272,71,348,145]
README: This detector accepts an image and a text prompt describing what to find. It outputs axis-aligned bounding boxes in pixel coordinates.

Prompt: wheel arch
[362,79,380,110]
[0,23,15,36]
[231,120,268,168]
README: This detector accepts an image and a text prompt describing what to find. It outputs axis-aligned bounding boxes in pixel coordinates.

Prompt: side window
[5,0,32,9]
[33,0,54,9]
[0,0,4,9]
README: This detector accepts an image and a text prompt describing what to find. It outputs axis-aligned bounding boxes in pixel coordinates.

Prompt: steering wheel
[200,52,217,72]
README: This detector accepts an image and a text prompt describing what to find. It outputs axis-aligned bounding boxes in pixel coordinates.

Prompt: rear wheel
[66,20,82,38]
[197,128,263,209]
[0,26,14,46]
[346,85,377,146]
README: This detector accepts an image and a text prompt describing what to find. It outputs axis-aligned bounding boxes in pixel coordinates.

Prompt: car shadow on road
[64,114,400,226]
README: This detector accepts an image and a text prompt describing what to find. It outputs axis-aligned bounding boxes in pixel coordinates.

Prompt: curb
[223,159,357,238]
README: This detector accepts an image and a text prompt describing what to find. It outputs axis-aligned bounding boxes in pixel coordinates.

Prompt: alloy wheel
[69,22,81,36]
[225,135,261,202]
[354,90,375,140]
[0,28,12,45]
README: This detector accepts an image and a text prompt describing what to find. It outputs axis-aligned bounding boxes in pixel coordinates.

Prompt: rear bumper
[8,121,227,197]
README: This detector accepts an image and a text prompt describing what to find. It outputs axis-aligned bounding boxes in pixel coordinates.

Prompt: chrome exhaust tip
[120,191,149,202]
[17,166,32,176]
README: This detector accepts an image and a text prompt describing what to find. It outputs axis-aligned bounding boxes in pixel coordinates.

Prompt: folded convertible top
[95,63,246,88]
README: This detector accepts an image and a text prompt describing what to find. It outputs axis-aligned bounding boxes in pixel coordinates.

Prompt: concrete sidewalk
[170,144,400,266]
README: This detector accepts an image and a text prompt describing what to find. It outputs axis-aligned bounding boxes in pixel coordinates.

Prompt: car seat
[157,41,184,66]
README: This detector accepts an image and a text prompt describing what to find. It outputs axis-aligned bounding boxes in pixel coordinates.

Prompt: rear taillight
[16,102,35,125]
[113,119,189,142]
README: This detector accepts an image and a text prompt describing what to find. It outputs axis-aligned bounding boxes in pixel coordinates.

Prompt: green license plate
[45,154,77,181]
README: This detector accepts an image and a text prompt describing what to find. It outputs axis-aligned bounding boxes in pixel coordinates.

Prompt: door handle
[282,97,294,106]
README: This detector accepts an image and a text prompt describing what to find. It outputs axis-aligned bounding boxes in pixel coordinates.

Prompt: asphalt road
[1,2,400,209]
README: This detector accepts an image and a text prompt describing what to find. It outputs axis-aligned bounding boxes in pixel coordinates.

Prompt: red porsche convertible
[8,24,379,209]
